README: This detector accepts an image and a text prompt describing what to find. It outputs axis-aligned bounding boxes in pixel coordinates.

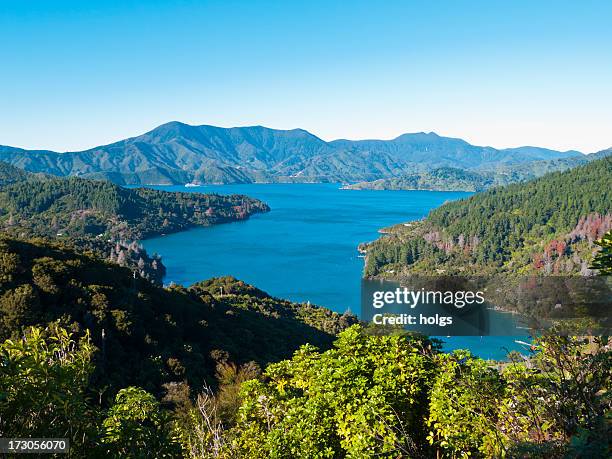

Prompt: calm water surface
[142,183,526,359]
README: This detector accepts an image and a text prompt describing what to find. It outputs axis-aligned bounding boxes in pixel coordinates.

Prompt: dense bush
[5,325,603,458]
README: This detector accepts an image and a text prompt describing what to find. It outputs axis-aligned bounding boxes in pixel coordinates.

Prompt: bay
[142,183,526,360]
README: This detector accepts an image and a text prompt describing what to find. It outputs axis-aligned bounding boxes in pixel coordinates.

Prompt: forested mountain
[0,164,269,240]
[363,156,612,276]
[589,147,612,160]
[0,121,583,185]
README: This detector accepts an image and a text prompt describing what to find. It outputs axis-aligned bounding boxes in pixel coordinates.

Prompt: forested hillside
[364,156,612,276]
[0,164,269,240]
[0,161,36,185]
[344,167,495,191]
[0,162,269,285]
[0,236,357,395]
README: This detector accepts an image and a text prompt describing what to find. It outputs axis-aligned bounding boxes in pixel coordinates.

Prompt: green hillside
[344,167,498,191]
[0,236,357,397]
[0,162,270,285]
[0,164,269,240]
[0,161,35,185]
[364,156,612,276]
[4,305,608,457]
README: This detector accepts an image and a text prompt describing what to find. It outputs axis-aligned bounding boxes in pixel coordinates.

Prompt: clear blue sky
[1,0,610,152]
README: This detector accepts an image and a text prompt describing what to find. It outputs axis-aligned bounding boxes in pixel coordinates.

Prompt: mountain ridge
[0,122,591,185]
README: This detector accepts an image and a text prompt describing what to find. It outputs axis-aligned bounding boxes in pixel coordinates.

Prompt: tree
[232,325,437,457]
[100,387,180,458]
[427,351,505,457]
[591,230,612,275]
[499,334,611,457]
[0,284,40,336]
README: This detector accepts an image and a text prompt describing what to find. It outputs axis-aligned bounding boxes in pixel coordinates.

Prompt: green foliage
[426,158,609,258]
[1,320,610,457]
[229,325,437,458]
[0,283,40,332]
[0,161,32,186]
[427,352,505,457]
[169,362,262,458]
[0,326,97,453]
[591,230,612,275]
[171,328,610,458]
[100,387,180,458]
[192,276,358,336]
[426,335,612,458]
[0,325,184,457]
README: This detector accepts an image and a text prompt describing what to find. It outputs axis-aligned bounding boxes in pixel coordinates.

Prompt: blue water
[142,183,527,360]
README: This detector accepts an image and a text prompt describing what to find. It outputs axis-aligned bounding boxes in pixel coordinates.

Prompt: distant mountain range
[344,151,612,192]
[0,121,606,185]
